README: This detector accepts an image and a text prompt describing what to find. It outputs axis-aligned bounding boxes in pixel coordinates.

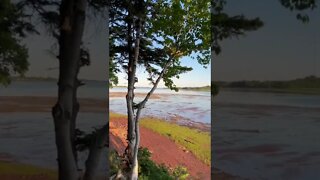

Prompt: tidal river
[213,89,320,180]
[110,87,211,127]
[0,80,211,172]
[0,80,108,174]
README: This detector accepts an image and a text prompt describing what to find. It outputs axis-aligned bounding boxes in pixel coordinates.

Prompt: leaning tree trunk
[124,14,174,179]
[52,0,87,179]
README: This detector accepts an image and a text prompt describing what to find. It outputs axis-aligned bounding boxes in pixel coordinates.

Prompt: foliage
[279,0,317,22]
[110,0,211,91]
[217,76,320,89]
[140,118,211,165]
[180,85,211,92]
[212,82,219,96]
[109,59,119,87]
[19,1,111,178]
[215,76,320,94]
[109,150,123,176]
[138,147,173,180]
[0,0,37,85]
[110,1,211,177]
[172,166,189,180]
[212,0,264,56]
[109,148,189,179]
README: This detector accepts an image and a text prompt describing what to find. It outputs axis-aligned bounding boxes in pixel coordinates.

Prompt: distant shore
[215,76,320,95]
[180,85,211,92]
[10,76,106,83]
[0,96,107,113]
[112,85,211,92]
[221,87,320,95]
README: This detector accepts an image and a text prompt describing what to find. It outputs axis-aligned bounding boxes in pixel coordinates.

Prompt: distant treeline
[181,85,210,91]
[12,76,105,83]
[181,85,220,96]
[215,76,320,89]
[12,76,57,81]
[212,83,219,96]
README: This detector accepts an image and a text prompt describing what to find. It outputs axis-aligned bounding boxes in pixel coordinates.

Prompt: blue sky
[116,56,211,87]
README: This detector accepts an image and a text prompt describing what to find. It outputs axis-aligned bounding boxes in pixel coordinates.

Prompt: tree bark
[71,81,80,169]
[126,17,141,180]
[52,0,87,179]
[84,124,109,180]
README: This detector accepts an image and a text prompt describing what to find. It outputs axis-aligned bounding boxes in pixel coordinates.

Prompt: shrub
[172,166,189,180]
[138,147,173,180]
[109,147,189,179]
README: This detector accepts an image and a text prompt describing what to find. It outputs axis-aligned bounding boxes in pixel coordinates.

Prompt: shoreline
[109,114,211,179]
[0,96,237,179]
[220,87,320,95]
[0,96,107,113]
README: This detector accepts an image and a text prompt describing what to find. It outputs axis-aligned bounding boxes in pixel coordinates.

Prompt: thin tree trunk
[71,80,80,169]
[126,17,141,180]
[132,59,173,166]
[52,0,87,179]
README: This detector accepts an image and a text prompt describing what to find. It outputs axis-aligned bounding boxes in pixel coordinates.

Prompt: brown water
[0,112,107,174]
[213,89,320,179]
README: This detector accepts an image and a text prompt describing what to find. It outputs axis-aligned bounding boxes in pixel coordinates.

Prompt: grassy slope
[110,112,211,165]
[0,162,57,179]
[140,117,211,165]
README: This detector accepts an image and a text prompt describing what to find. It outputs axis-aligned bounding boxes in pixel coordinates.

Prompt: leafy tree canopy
[279,0,317,22]
[0,0,37,85]
[110,0,211,91]
[211,0,264,56]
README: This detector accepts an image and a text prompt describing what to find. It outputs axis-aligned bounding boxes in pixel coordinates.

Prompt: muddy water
[0,112,107,173]
[110,87,211,125]
[0,80,108,174]
[213,89,320,179]
[0,80,107,99]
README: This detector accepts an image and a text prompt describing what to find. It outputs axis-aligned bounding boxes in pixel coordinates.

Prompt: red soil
[109,117,211,179]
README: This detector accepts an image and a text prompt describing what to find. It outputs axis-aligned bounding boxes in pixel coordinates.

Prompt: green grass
[110,148,190,179]
[0,161,57,179]
[110,112,211,165]
[140,117,211,165]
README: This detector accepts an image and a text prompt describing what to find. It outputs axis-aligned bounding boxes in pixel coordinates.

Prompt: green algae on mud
[0,161,57,179]
[140,118,211,165]
[110,112,211,165]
